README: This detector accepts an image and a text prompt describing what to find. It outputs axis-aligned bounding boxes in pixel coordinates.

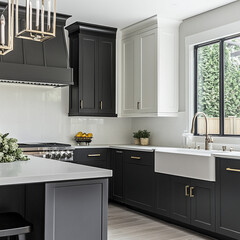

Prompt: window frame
[194,33,240,137]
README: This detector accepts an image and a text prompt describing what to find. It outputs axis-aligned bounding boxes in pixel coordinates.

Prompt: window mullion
[219,40,225,136]
[194,46,198,135]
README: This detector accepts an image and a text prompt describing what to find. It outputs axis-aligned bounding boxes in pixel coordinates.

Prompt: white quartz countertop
[213,152,240,160]
[0,156,112,186]
[74,144,240,159]
[74,144,110,149]
[74,144,155,152]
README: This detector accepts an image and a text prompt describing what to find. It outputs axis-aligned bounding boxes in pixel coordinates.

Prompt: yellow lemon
[87,133,93,138]
[76,132,83,137]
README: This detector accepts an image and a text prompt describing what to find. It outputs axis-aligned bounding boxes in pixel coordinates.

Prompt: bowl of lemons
[75,132,93,145]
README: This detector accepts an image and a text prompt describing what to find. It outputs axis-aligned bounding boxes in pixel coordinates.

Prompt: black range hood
[0,2,73,87]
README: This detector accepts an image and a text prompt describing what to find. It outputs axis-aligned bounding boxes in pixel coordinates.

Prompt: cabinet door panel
[216,158,240,239]
[79,35,99,114]
[99,38,116,115]
[170,176,191,224]
[112,150,124,202]
[45,179,108,240]
[190,179,215,232]
[122,37,137,114]
[139,29,157,113]
[155,173,171,217]
[124,161,155,211]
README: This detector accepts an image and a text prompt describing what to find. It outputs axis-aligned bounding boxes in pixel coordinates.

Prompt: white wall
[133,1,240,147]
[132,113,186,147]
[0,83,132,145]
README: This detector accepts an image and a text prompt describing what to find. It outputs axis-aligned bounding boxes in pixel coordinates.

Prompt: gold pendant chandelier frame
[15,0,56,42]
[0,0,14,55]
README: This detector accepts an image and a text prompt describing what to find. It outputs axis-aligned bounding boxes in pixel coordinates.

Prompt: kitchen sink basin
[155,147,218,181]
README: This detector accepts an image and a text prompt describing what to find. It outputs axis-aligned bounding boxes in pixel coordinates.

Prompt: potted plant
[133,130,142,145]
[140,130,150,146]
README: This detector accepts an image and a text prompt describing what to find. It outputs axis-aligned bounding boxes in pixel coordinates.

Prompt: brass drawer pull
[226,168,240,172]
[131,156,141,160]
[88,154,101,157]
[185,185,189,197]
[100,101,103,110]
[190,187,195,198]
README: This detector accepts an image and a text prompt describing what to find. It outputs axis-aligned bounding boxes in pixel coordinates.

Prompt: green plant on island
[0,133,29,163]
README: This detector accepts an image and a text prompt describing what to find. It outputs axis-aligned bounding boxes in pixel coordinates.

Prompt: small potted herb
[140,130,150,146]
[133,130,142,145]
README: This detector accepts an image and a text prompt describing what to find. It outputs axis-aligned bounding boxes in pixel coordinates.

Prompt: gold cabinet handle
[88,154,101,157]
[226,168,240,172]
[185,185,190,197]
[131,156,141,160]
[190,187,195,198]
[80,100,84,109]
[100,101,103,110]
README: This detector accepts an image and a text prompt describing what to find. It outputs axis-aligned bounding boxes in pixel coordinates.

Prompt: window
[195,34,240,136]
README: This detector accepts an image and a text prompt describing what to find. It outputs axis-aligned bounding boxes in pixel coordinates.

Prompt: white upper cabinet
[138,29,157,114]
[119,16,181,117]
[122,36,136,114]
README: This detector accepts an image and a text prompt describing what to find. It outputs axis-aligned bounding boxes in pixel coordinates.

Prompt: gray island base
[0,156,112,240]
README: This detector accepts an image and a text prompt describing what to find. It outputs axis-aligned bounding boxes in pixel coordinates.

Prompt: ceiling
[56,0,237,29]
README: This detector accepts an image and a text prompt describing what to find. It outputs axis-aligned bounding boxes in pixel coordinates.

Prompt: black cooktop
[18,143,71,148]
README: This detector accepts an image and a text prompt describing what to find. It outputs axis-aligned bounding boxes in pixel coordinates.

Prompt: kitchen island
[0,156,112,240]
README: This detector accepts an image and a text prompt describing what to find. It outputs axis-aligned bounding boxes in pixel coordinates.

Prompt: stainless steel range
[19,143,75,162]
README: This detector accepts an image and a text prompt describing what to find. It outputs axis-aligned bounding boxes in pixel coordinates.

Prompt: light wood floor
[108,204,215,240]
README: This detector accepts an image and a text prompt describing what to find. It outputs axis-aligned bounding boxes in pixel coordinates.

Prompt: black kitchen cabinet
[190,179,215,232]
[110,149,215,231]
[170,176,215,231]
[111,150,124,202]
[170,176,191,224]
[78,35,99,114]
[155,173,171,217]
[216,158,240,240]
[98,38,116,115]
[73,148,109,169]
[124,150,155,212]
[66,22,117,117]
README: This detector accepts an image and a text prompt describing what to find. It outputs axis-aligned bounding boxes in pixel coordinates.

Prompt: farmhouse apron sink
[155,148,219,181]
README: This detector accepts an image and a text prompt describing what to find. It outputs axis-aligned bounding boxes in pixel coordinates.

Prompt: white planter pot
[140,138,149,146]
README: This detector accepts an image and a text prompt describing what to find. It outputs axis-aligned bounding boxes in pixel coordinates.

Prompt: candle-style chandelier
[0,0,56,55]
[15,0,56,42]
[0,0,14,55]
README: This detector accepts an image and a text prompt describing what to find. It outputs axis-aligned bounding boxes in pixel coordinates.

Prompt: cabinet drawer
[124,150,154,166]
[73,148,108,168]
